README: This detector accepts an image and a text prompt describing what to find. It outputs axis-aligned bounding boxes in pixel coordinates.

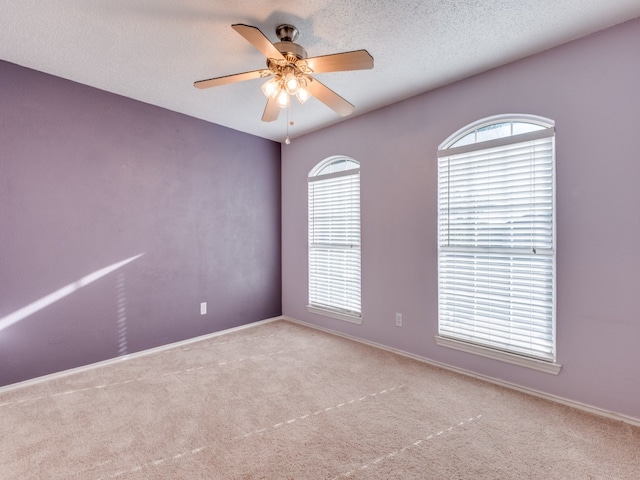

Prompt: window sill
[306,305,363,325]
[434,335,562,375]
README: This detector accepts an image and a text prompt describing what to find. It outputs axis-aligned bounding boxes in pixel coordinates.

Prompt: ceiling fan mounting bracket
[276,24,299,42]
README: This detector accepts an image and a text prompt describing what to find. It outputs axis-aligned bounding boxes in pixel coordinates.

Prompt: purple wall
[282,18,640,419]
[0,61,281,386]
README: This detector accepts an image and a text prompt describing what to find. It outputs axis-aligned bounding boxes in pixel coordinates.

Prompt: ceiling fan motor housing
[273,41,307,60]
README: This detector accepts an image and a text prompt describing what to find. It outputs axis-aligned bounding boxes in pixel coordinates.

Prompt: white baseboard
[282,316,640,428]
[5,314,638,428]
[0,316,282,395]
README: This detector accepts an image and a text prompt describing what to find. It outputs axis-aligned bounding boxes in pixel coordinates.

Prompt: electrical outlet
[395,313,402,327]
[200,302,207,315]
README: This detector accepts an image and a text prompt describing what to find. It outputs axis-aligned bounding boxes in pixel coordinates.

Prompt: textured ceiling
[2,1,640,143]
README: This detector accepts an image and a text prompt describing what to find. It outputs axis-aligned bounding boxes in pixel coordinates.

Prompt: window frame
[435,114,560,374]
[307,156,362,325]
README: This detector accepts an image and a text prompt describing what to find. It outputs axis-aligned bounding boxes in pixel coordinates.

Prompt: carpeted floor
[1,319,638,479]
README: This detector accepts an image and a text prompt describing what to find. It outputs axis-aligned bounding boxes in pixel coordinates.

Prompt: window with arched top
[436,115,559,372]
[307,156,361,324]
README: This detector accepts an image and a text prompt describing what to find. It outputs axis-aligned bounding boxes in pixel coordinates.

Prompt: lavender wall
[282,18,640,419]
[0,61,281,386]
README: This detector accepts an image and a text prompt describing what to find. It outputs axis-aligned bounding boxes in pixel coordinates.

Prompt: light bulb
[285,136,291,145]
[284,72,299,94]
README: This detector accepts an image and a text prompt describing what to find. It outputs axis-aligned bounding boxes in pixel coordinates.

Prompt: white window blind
[438,125,555,361]
[308,162,361,317]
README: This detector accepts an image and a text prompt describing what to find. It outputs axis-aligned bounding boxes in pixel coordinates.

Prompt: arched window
[307,156,361,323]
[436,115,558,371]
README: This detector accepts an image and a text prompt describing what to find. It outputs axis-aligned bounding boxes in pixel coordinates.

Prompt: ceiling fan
[194,24,374,122]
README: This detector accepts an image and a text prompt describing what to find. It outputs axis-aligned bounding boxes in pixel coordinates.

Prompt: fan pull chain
[285,109,293,144]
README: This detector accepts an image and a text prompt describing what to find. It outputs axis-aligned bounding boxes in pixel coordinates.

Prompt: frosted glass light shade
[296,87,310,104]
[276,89,290,108]
[261,78,280,98]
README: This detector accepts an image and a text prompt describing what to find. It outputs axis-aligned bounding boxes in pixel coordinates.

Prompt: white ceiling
[2,1,640,143]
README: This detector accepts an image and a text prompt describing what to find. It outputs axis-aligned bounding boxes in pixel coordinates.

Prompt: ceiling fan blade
[261,96,280,122]
[305,50,374,73]
[232,24,285,61]
[306,77,355,117]
[194,69,268,89]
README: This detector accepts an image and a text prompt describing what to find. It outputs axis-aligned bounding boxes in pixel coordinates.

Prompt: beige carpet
[1,319,638,479]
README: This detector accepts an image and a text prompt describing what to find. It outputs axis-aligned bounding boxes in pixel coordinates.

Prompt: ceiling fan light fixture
[265,68,311,108]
